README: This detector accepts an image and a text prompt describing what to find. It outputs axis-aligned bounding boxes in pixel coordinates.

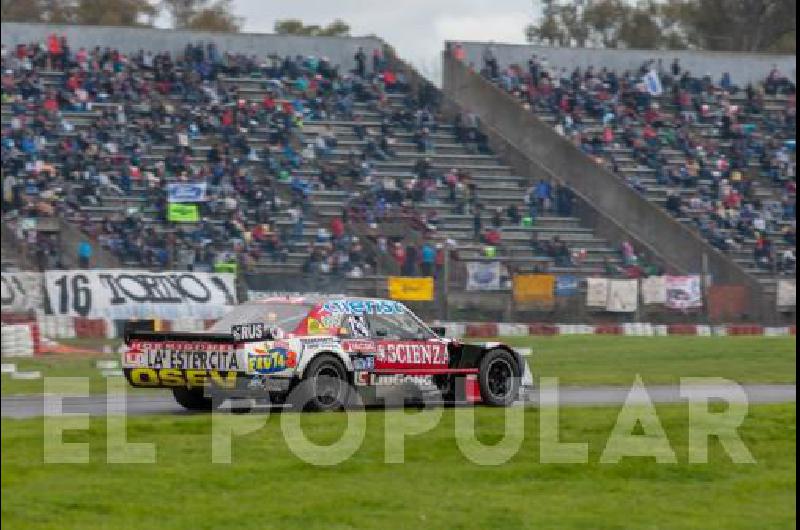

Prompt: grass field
[4,335,792,395]
[472,335,797,385]
[1,404,795,529]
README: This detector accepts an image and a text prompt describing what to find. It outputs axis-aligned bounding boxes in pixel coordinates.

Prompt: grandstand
[466,44,795,287]
[1,23,795,321]
[0,27,628,286]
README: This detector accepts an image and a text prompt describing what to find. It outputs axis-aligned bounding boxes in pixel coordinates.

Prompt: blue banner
[167,182,208,203]
[555,275,579,297]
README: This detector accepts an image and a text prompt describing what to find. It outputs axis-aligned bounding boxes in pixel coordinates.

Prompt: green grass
[2,354,117,395]
[1,336,795,395]
[472,336,797,386]
[1,339,124,395]
[1,404,795,529]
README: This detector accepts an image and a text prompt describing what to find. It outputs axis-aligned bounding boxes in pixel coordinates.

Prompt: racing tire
[289,354,351,412]
[172,387,218,411]
[478,349,521,407]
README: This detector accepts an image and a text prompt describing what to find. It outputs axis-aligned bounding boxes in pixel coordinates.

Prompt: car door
[365,310,449,373]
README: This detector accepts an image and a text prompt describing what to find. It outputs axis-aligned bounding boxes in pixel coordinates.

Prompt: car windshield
[210,302,314,334]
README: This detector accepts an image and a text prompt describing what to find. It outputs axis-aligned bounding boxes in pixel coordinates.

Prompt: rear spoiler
[123,320,274,345]
[123,320,233,345]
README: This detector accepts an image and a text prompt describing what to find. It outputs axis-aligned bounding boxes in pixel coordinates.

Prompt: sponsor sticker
[140,346,240,371]
[231,322,266,342]
[322,299,405,315]
[247,345,296,374]
[128,368,237,388]
[370,374,435,386]
[352,355,375,372]
[374,341,449,368]
[342,339,377,353]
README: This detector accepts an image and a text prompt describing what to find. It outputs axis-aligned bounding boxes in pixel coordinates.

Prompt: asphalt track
[1,384,795,418]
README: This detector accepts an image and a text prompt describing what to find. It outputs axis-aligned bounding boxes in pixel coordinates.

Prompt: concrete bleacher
[485,63,795,293]
[1,40,628,289]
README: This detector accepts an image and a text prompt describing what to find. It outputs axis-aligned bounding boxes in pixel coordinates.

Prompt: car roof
[248,294,398,306]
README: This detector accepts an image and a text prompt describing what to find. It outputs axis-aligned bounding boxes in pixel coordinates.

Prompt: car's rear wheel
[478,349,520,406]
[172,387,217,411]
[290,354,351,412]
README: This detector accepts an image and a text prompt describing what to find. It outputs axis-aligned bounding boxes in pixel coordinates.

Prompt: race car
[122,296,533,411]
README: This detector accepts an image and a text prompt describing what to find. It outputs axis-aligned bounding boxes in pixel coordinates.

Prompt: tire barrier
[528,323,559,336]
[0,312,33,325]
[497,323,530,336]
[555,324,594,335]
[38,316,77,339]
[465,323,499,338]
[727,324,766,336]
[595,324,623,335]
[667,324,699,335]
[74,318,108,339]
[1,314,795,347]
[1,324,35,357]
[622,323,653,336]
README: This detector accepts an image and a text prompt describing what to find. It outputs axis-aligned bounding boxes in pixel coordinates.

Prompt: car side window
[367,312,433,340]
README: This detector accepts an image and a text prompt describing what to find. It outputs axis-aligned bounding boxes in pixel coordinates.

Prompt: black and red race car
[122,296,533,411]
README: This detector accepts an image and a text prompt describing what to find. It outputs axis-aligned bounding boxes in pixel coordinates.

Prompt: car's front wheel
[290,354,351,412]
[478,349,520,406]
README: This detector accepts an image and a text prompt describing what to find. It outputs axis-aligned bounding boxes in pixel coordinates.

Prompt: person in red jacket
[391,242,406,272]
[47,33,62,69]
[330,217,345,240]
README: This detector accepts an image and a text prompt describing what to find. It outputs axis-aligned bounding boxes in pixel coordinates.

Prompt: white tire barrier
[1,324,35,357]
[38,316,77,339]
[696,325,712,337]
[497,323,530,336]
[764,326,791,337]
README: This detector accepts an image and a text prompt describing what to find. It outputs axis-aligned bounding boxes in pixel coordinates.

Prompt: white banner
[43,270,237,319]
[1,272,45,313]
[777,279,796,308]
[606,279,638,312]
[586,278,609,307]
[466,262,502,291]
[641,275,667,305]
[665,275,703,310]
[167,182,208,203]
[644,69,663,96]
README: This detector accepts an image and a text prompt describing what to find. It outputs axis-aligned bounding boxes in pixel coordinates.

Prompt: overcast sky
[159,0,536,81]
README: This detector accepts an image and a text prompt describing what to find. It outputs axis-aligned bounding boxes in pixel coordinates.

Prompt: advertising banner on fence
[513,274,555,303]
[777,279,796,308]
[665,275,703,310]
[555,275,579,297]
[1,272,45,313]
[43,270,236,319]
[388,276,434,301]
[641,275,667,305]
[466,262,503,291]
[606,279,638,312]
[168,203,200,222]
[586,278,608,307]
[167,182,208,203]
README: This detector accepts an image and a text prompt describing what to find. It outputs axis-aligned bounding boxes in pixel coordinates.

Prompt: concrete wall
[1,22,383,70]
[442,53,772,321]
[454,41,796,85]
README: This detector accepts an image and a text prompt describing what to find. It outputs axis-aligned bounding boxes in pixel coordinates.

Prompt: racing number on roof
[348,315,370,338]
